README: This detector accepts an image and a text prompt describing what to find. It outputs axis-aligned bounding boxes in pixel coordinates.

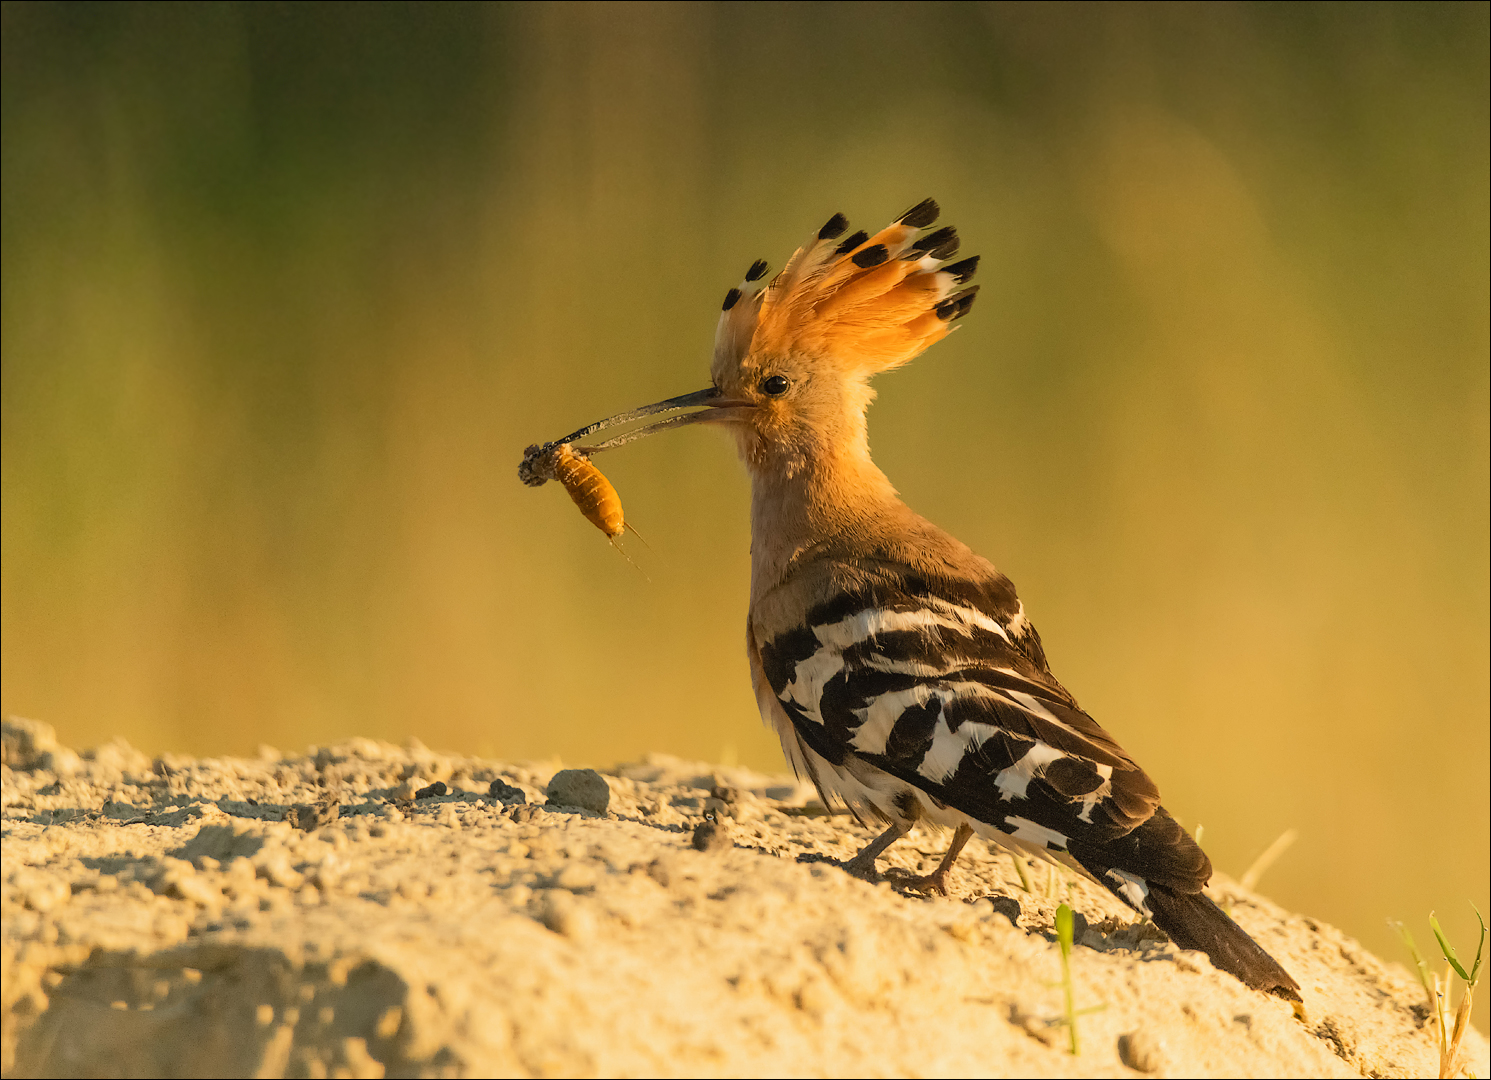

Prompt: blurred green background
[3,0,1487,1000]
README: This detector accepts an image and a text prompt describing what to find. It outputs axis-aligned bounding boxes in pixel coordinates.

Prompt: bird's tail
[1144,883,1302,1001]
[1068,808,1301,1001]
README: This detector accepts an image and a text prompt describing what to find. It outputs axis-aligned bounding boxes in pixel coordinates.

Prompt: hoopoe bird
[524,199,1301,1000]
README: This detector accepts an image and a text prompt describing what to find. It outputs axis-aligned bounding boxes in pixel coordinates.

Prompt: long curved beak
[540,386,755,455]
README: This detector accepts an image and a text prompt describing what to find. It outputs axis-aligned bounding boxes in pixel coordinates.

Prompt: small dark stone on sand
[988,895,1022,927]
[692,821,732,853]
[1118,1028,1166,1072]
[285,798,340,831]
[546,769,611,814]
[414,781,448,800]
[488,779,526,804]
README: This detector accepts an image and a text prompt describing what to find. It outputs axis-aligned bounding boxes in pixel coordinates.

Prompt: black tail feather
[1067,807,1300,1001]
[1145,884,1301,1001]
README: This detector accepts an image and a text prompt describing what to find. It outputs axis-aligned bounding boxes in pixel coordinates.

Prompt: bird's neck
[746,440,903,604]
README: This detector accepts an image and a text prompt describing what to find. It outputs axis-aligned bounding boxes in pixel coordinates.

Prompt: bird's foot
[837,823,907,884]
[886,866,953,896]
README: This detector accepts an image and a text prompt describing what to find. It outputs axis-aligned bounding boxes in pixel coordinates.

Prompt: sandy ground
[2,717,1485,1079]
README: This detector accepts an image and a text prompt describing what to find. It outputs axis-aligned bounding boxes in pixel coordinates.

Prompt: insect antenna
[623,521,651,549]
[607,532,651,581]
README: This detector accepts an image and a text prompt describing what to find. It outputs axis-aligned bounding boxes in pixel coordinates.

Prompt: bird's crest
[712,199,979,382]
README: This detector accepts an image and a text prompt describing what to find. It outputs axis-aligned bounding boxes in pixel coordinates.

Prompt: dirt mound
[3,718,1483,1077]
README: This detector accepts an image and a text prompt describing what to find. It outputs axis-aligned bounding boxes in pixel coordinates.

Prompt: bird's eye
[760,375,790,397]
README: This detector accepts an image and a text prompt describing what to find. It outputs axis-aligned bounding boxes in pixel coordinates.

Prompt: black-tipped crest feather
[937,284,979,320]
[942,256,980,284]
[835,230,870,256]
[911,226,958,255]
[897,198,940,228]
[928,235,960,261]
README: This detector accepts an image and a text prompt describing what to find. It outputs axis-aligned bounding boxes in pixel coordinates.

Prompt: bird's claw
[886,867,952,896]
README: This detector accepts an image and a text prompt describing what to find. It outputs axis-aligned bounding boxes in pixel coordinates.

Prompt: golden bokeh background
[4,1,1487,1001]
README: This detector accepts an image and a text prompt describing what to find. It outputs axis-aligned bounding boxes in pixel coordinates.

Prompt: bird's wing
[756,563,1164,852]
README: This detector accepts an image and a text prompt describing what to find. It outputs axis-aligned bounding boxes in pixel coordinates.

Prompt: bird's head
[553,201,978,482]
[704,199,978,478]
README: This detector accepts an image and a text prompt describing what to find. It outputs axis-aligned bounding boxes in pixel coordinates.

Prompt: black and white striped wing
[757,572,1165,855]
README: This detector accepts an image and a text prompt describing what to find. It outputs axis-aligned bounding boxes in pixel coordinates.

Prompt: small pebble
[487,779,526,803]
[285,798,340,832]
[545,769,610,814]
[1118,1028,1166,1073]
[691,821,732,853]
[987,895,1021,927]
[414,781,447,800]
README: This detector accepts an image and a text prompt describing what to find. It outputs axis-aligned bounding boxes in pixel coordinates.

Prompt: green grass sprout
[1391,918,1438,1018]
[1050,902,1106,1055]
[1395,906,1485,1079]
[1430,906,1485,1079]
[1056,903,1081,1054]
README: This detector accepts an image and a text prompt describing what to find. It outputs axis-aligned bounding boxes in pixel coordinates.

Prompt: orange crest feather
[712,200,979,381]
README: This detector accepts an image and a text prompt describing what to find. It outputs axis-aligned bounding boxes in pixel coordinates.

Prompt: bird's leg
[840,821,909,881]
[899,823,976,897]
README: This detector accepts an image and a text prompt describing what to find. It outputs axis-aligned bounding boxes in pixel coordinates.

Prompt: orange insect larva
[519,442,625,540]
[551,445,625,539]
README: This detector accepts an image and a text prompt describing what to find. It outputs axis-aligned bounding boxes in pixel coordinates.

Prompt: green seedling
[1392,917,1438,1014]
[1050,902,1105,1055]
[1392,919,1447,1073]
[1394,906,1486,1080]
[1431,906,1485,1079]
